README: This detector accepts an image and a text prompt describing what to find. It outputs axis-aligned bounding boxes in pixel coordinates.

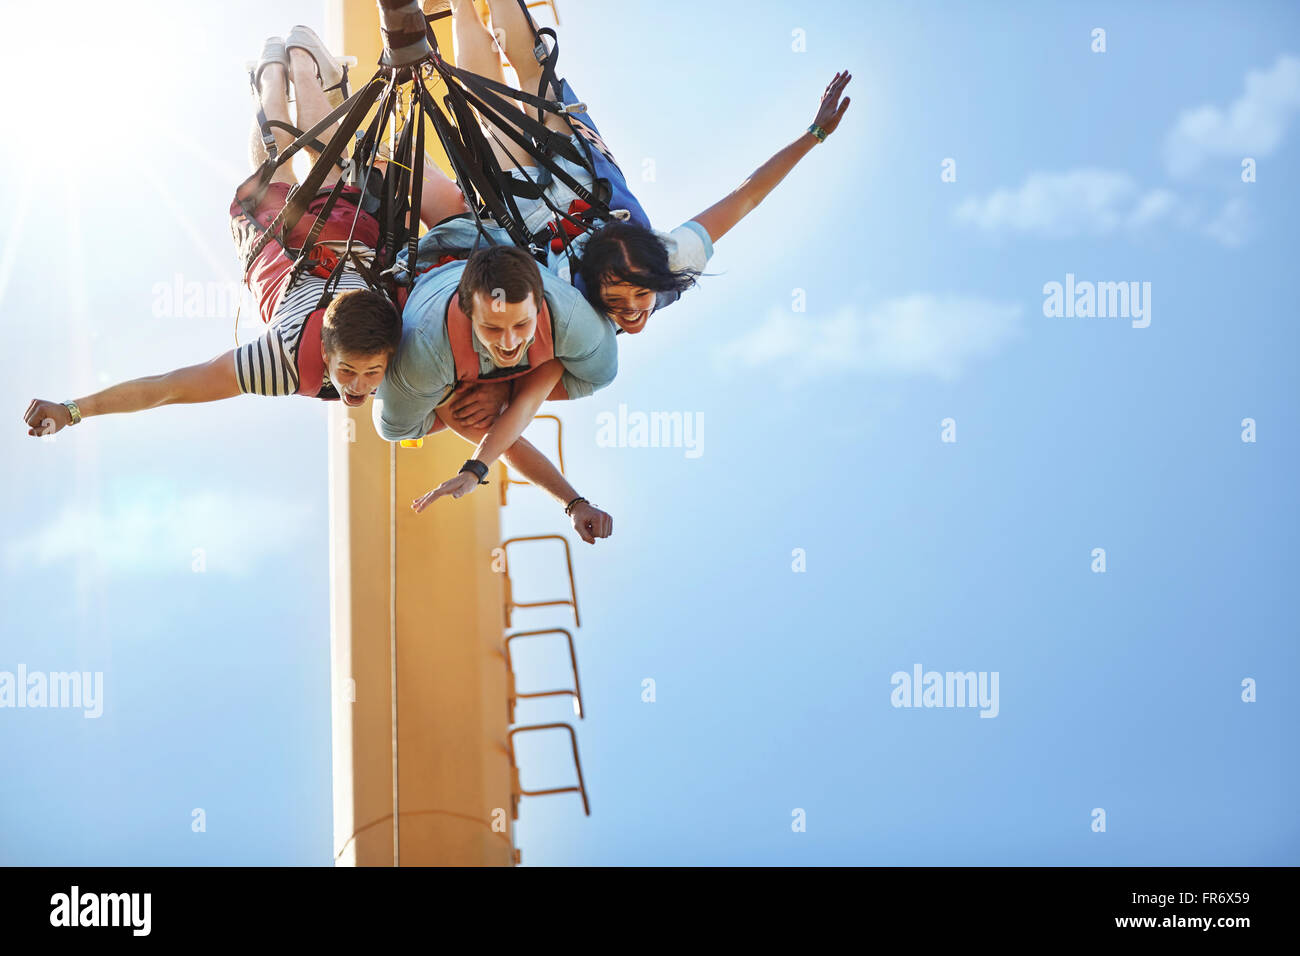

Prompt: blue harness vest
[552,79,660,310]
[556,80,652,233]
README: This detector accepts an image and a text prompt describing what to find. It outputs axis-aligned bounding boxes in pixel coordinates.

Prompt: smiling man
[374,235,618,443]
[373,224,618,507]
[20,24,617,544]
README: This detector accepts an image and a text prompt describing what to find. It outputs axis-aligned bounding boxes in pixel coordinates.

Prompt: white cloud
[4,490,316,577]
[1165,54,1300,178]
[720,296,1023,383]
[954,170,1182,238]
[953,56,1300,245]
[1126,188,1179,228]
[954,172,1253,245]
[1202,197,1249,247]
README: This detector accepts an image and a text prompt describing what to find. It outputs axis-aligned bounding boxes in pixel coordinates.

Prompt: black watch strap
[460,459,490,484]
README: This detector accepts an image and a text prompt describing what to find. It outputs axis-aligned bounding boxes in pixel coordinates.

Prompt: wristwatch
[807,123,829,142]
[459,459,490,484]
[62,400,82,425]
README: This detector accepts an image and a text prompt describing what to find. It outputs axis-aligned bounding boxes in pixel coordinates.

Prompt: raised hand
[813,70,852,137]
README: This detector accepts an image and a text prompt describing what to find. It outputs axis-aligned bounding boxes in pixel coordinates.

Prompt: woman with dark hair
[448,0,851,334]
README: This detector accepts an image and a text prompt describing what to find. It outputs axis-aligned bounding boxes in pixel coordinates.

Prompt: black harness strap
[263,84,374,177]
[241,78,387,273]
[480,119,597,242]
[405,78,426,282]
[312,75,406,307]
[417,82,533,249]
[415,85,508,256]
[438,63,583,161]
[278,77,390,243]
[264,120,348,168]
[383,81,420,270]
[236,1,636,329]
[434,65,607,216]
[283,173,352,292]
[510,0,566,116]
[255,104,280,160]
[348,248,383,290]
[315,105,395,311]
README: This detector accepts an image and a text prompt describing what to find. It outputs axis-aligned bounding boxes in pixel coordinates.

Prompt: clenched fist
[23,399,73,437]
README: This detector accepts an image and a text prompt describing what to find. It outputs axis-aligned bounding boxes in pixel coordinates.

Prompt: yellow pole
[326,0,516,867]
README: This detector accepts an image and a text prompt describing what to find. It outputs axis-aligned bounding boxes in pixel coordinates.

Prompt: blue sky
[1,0,1297,865]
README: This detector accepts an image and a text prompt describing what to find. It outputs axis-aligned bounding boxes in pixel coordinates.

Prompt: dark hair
[458,245,545,320]
[321,289,402,358]
[575,221,700,313]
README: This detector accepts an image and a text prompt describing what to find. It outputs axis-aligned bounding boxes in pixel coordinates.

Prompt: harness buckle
[307,245,342,279]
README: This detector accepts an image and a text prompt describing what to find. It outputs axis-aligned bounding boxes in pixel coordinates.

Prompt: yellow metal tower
[325,0,517,867]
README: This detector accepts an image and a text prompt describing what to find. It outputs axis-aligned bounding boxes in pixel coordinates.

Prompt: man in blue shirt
[374,218,617,506]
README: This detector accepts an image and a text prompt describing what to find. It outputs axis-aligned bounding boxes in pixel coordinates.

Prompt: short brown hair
[458,245,544,320]
[320,289,401,358]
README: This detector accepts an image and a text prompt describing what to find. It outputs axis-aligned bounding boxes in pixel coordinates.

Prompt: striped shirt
[234,269,371,397]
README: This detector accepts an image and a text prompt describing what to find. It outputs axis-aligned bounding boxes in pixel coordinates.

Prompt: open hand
[412,472,481,512]
[812,70,852,137]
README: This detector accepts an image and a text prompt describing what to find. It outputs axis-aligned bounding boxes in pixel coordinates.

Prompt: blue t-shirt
[373,221,618,441]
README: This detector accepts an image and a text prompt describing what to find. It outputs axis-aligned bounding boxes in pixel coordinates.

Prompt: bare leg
[374,154,472,228]
[257,36,469,227]
[289,48,343,188]
[450,0,538,168]
[413,156,472,226]
[451,0,508,84]
[249,63,297,184]
[483,0,571,134]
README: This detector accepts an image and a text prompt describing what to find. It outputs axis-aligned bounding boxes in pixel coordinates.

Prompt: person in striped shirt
[21,26,615,543]
[22,29,433,423]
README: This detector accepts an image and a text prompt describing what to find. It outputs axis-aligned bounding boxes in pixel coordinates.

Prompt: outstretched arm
[24,351,242,436]
[691,71,852,244]
[412,359,564,508]
[433,403,613,544]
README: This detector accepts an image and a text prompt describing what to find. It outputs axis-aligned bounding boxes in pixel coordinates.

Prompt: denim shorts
[506,132,596,234]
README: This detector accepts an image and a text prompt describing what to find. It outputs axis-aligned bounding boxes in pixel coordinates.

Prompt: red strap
[307,244,341,280]
[446,292,555,387]
[419,252,460,276]
[295,308,329,398]
[548,199,592,252]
